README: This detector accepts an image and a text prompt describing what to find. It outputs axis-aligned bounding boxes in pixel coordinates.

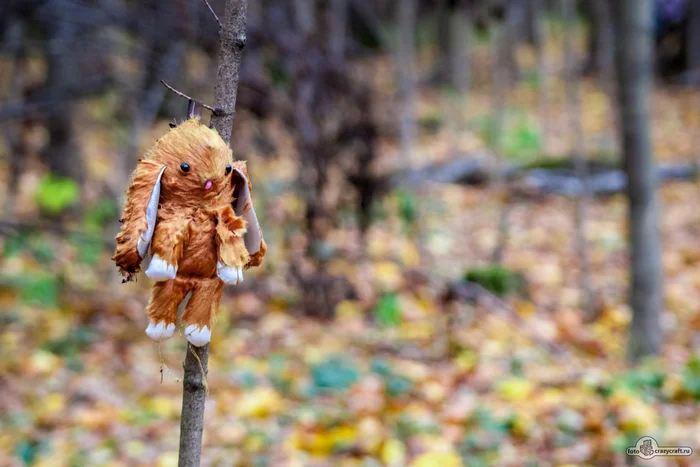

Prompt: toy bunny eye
[225,164,232,175]
[180,163,190,173]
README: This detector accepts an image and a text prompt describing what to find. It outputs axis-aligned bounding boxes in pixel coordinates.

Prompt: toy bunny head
[145,119,235,207]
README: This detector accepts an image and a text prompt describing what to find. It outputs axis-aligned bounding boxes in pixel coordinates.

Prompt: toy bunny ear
[137,165,166,257]
[231,163,263,255]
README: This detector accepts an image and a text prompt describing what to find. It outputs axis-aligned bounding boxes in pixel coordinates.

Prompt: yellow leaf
[29,350,61,375]
[400,242,421,267]
[374,261,403,291]
[235,387,285,418]
[381,439,406,466]
[44,393,66,416]
[514,299,536,318]
[410,451,463,467]
[496,377,533,401]
[146,397,177,418]
[335,300,363,320]
[157,452,179,467]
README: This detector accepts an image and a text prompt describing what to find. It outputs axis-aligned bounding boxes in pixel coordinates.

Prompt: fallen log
[386,155,699,196]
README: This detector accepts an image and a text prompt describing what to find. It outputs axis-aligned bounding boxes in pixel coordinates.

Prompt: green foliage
[0,273,60,308]
[311,356,358,393]
[75,236,104,265]
[682,354,700,399]
[3,233,26,258]
[419,113,444,133]
[27,236,54,265]
[396,190,417,230]
[522,154,620,172]
[394,413,439,440]
[266,59,290,89]
[43,326,96,372]
[84,199,118,234]
[463,265,526,297]
[35,174,80,215]
[473,111,543,163]
[523,68,541,90]
[385,374,412,397]
[370,358,392,377]
[20,275,60,308]
[15,438,49,466]
[503,115,542,163]
[374,292,401,328]
[2,233,54,265]
[605,363,667,398]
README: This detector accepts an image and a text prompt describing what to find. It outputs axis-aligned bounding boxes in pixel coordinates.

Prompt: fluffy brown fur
[113,118,266,339]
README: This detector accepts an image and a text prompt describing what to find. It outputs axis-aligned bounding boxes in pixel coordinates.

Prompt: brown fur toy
[113,118,266,346]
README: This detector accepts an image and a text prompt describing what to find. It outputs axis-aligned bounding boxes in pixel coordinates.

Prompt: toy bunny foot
[145,320,176,341]
[185,324,211,347]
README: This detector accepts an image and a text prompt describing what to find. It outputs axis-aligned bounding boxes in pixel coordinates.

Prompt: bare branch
[160,80,217,113]
[178,1,247,466]
[200,0,223,29]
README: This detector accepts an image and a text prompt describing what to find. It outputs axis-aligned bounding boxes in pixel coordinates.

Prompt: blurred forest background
[1,0,700,465]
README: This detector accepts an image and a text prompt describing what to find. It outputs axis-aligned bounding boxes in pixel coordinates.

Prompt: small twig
[158,342,181,384]
[160,80,216,113]
[200,0,223,29]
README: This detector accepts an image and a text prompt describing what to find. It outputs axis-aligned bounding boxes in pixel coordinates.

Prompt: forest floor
[1,52,700,466]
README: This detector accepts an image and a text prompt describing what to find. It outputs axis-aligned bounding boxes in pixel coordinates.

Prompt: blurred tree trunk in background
[500,0,524,85]
[397,0,417,163]
[3,19,26,214]
[42,3,82,186]
[614,0,663,362]
[582,0,614,78]
[294,0,315,37]
[434,0,471,91]
[329,0,347,64]
[562,0,595,320]
[689,0,700,81]
[490,15,510,264]
[531,0,548,148]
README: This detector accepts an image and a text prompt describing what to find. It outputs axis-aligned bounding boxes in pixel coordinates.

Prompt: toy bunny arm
[144,215,192,281]
[215,206,250,284]
[113,160,166,278]
[231,162,267,269]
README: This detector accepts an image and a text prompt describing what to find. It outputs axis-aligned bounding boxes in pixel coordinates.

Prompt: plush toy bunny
[113,118,266,346]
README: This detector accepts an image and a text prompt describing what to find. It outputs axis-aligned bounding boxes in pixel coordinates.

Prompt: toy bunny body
[113,119,266,346]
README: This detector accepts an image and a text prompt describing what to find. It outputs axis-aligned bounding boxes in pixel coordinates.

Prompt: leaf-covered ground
[2,50,700,466]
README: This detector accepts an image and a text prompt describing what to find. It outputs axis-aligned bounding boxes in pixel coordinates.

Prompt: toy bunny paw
[145,255,177,281]
[217,262,243,285]
[185,324,211,347]
[145,320,175,341]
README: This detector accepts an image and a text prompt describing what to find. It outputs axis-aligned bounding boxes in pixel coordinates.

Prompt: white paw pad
[185,324,211,347]
[217,262,243,285]
[145,321,175,341]
[145,255,177,281]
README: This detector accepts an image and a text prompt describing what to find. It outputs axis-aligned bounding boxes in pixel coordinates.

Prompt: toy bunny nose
[204,180,213,190]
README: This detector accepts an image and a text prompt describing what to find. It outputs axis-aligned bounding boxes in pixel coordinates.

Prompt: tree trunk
[531,0,548,148]
[448,1,471,91]
[434,0,470,89]
[613,0,663,362]
[501,0,524,84]
[43,3,83,185]
[329,0,347,64]
[397,0,418,163]
[490,16,511,264]
[562,0,595,320]
[178,1,247,466]
[688,0,700,82]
